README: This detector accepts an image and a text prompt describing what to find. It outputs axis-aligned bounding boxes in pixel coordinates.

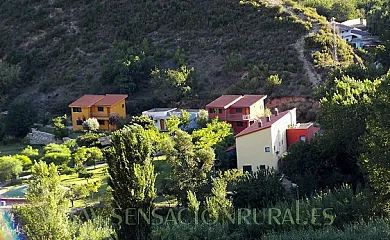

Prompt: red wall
[207,108,228,121]
[286,125,318,148]
[230,121,248,134]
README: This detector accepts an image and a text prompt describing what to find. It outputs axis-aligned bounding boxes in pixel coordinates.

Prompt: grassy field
[0,156,175,208]
[0,142,44,157]
[0,142,27,156]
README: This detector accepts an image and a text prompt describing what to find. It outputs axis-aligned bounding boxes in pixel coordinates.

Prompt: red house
[206,95,267,134]
[286,123,319,148]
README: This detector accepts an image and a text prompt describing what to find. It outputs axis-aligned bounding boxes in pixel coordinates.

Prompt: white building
[235,108,297,172]
[142,108,201,131]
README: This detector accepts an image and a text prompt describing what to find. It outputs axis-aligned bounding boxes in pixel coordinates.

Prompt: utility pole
[331,17,338,66]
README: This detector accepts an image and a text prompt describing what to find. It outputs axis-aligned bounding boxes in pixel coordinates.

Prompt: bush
[0,156,23,181]
[83,118,100,132]
[41,143,71,166]
[233,168,288,209]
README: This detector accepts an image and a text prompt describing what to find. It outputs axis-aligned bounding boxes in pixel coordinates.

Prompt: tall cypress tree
[106,124,156,240]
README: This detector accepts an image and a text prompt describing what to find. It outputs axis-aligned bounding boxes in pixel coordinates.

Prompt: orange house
[69,94,128,131]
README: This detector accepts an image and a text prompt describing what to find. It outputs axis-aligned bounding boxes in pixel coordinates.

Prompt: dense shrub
[76,132,105,148]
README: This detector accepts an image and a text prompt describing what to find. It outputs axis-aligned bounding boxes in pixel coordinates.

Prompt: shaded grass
[0,142,43,157]
[154,156,171,191]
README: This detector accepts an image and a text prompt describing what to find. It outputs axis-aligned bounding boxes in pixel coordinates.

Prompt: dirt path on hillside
[266,0,322,86]
[293,24,322,86]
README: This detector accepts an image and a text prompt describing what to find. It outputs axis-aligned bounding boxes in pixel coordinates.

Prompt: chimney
[274,108,279,116]
[266,114,271,122]
[258,120,263,128]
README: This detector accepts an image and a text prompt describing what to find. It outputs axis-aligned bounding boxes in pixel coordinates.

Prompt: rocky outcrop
[26,129,61,145]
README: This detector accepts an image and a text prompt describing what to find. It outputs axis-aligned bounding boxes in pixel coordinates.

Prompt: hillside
[0,0,359,117]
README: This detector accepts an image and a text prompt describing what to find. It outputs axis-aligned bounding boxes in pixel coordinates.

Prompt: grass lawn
[154,156,171,191]
[0,142,26,156]
[1,156,176,208]
[60,166,109,208]
[0,142,43,157]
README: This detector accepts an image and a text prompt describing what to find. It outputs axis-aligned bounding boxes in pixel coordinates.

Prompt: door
[160,120,165,131]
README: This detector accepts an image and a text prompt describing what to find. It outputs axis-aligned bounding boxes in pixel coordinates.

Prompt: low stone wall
[26,129,62,145]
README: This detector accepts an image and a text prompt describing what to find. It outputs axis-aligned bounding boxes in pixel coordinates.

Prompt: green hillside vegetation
[0,0,359,116]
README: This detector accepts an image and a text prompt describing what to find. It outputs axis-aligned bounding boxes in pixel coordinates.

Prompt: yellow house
[235,108,297,172]
[69,94,128,131]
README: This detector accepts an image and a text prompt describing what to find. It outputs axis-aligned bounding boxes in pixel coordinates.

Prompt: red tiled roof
[69,94,128,107]
[230,95,267,108]
[225,143,236,152]
[206,95,242,109]
[235,109,293,138]
[69,95,104,107]
[95,94,128,106]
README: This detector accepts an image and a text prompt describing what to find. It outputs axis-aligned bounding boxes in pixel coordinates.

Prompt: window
[237,121,243,127]
[243,165,252,173]
[300,135,306,141]
[260,165,266,170]
[236,108,242,113]
[265,147,270,152]
[209,109,215,114]
[122,104,125,108]
[217,108,222,114]
[76,119,83,125]
[274,146,276,151]
[73,107,82,112]
[98,120,105,125]
[98,107,104,112]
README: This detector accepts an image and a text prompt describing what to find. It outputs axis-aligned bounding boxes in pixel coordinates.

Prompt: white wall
[236,109,296,171]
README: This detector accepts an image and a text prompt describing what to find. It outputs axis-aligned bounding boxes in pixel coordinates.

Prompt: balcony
[90,112,119,118]
[227,114,251,121]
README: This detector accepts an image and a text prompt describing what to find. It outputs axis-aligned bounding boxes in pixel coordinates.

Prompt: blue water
[0,209,23,240]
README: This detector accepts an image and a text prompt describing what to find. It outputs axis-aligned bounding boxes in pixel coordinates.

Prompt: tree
[73,146,103,169]
[67,184,90,207]
[266,74,282,93]
[0,61,20,109]
[41,143,71,167]
[318,76,380,188]
[191,118,233,149]
[14,161,113,239]
[196,109,209,129]
[85,147,104,168]
[280,137,341,194]
[368,1,390,67]
[76,132,105,148]
[14,161,71,240]
[5,100,37,138]
[52,115,69,139]
[130,115,156,130]
[0,156,23,182]
[179,109,191,129]
[166,115,181,133]
[205,170,242,222]
[165,130,215,205]
[72,147,88,170]
[330,0,360,22]
[360,73,390,212]
[82,118,100,132]
[233,168,287,209]
[106,124,156,240]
